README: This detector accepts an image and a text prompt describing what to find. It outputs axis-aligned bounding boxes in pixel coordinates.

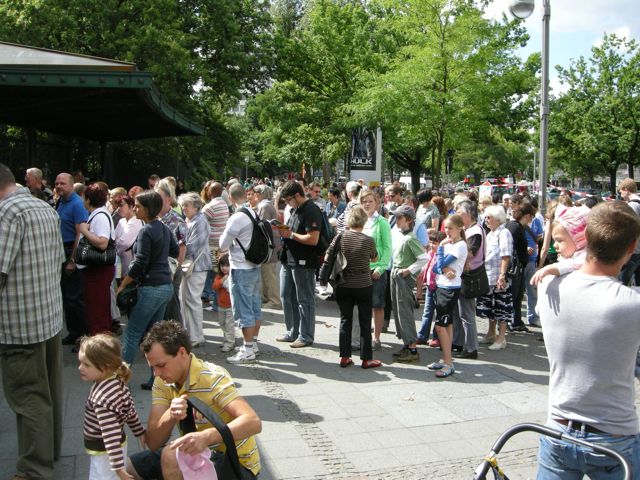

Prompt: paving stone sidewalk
[1,293,631,479]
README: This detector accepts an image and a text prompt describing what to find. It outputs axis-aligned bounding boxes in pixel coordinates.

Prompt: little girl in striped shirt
[78,334,146,480]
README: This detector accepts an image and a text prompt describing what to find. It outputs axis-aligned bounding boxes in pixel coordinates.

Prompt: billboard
[349,127,382,187]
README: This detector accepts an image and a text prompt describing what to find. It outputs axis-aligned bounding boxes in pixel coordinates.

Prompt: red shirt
[213,275,231,308]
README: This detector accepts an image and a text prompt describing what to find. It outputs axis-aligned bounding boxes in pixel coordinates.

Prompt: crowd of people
[1,163,639,479]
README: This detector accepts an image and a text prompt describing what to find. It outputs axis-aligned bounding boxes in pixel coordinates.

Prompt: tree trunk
[410,151,422,195]
[609,167,618,194]
[628,163,635,179]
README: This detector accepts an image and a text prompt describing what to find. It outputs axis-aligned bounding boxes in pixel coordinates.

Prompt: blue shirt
[56,192,88,243]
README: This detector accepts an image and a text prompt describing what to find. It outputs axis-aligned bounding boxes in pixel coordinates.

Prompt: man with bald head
[54,172,88,346]
[202,181,230,306]
[25,167,54,205]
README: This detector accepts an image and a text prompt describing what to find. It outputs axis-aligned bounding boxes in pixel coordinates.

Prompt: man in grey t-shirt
[537,201,640,479]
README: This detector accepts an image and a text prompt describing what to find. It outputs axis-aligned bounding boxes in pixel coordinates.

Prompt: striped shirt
[202,197,229,249]
[0,188,64,344]
[326,230,377,288]
[152,354,261,476]
[83,376,146,470]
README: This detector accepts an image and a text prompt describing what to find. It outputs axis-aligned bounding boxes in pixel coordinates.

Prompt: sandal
[436,364,455,378]
[361,359,382,369]
[340,357,353,368]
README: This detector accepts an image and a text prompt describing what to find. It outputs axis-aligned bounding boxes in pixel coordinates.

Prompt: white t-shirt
[435,239,468,288]
[219,207,259,270]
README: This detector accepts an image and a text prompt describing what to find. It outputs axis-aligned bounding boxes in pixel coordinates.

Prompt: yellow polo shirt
[152,354,261,475]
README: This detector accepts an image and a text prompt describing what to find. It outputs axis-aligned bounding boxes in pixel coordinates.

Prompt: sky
[484,0,640,94]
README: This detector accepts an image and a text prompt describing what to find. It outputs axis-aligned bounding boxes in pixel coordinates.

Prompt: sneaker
[488,339,507,351]
[372,340,382,351]
[395,349,419,363]
[427,360,445,370]
[276,334,293,343]
[226,348,256,364]
[253,341,260,356]
[427,339,441,348]
[220,343,235,353]
[290,339,311,348]
[392,346,409,357]
[478,335,496,345]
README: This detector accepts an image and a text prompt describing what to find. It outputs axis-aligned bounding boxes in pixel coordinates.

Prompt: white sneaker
[253,341,260,356]
[226,347,256,364]
[220,343,235,353]
[488,339,507,351]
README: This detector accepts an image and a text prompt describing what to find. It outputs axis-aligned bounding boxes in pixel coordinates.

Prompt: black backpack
[236,208,275,265]
[316,209,334,255]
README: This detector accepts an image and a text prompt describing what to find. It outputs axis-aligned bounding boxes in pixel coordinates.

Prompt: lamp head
[508,0,535,19]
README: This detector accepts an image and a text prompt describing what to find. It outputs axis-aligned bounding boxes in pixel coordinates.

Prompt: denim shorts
[371,271,387,309]
[230,267,262,328]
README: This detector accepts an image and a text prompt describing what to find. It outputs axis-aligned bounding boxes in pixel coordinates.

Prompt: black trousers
[336,285,373,360]
[61,249,86,339]
[510,271,526,327]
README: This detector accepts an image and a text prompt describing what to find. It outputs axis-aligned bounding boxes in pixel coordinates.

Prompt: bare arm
[145,403,177,451]
[79,223,109,250]
[281,229,320,246]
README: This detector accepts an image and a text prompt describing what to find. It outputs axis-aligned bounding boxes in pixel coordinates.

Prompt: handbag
[461,264,490,298]
[180,397,255,480]
[116,284,138,311]
[461,227,489,298]
[181,249,205,278]
[74,211,116,266]
[318,233,347,287]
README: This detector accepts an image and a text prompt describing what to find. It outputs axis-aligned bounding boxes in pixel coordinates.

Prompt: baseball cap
[393,205,415,220]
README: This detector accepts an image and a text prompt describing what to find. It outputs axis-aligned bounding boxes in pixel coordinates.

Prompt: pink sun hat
[176,447,217,480]
[555,205,590,251]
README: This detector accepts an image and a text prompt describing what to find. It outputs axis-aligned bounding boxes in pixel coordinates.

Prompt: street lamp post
[509,0,550,215]
[244,157,249,182]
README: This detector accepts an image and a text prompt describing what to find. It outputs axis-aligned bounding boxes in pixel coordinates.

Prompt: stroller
[471,423,633,480]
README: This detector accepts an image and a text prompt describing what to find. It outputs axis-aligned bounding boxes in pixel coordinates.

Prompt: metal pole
[539,0,550,215]
[533,149,536,193]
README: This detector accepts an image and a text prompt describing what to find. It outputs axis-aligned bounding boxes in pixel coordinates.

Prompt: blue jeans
[524,261,539,324]
[537,420,640,480]
[619,253,640,286]
[280,265,316,344]
[122,284,173,365]
[418,290,438,340]
[230,268,262,328]
[201,269,217,308]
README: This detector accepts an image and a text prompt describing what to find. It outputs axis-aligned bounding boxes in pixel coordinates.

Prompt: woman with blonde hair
[324,205,381,368]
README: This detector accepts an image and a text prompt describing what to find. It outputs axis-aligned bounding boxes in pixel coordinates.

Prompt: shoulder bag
[75,211,116,266]
[318,233,347,288]
[180,397,256,480]
[461,227,489,298]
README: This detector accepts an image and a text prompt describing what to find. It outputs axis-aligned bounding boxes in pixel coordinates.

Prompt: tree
[551,34,640,191]
[0,0,275,186]
[346,0,534,191]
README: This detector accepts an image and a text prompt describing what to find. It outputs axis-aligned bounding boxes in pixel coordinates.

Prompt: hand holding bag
[180,397,256,480]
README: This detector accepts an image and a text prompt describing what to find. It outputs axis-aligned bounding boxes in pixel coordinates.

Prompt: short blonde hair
[618,178,637,194]
[357,190,375,204]
[347,205,368,229]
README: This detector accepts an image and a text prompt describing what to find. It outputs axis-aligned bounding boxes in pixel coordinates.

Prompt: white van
[398,176,432,192]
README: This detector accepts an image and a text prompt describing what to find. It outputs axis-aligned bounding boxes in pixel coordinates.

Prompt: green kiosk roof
[0,42,205,141]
